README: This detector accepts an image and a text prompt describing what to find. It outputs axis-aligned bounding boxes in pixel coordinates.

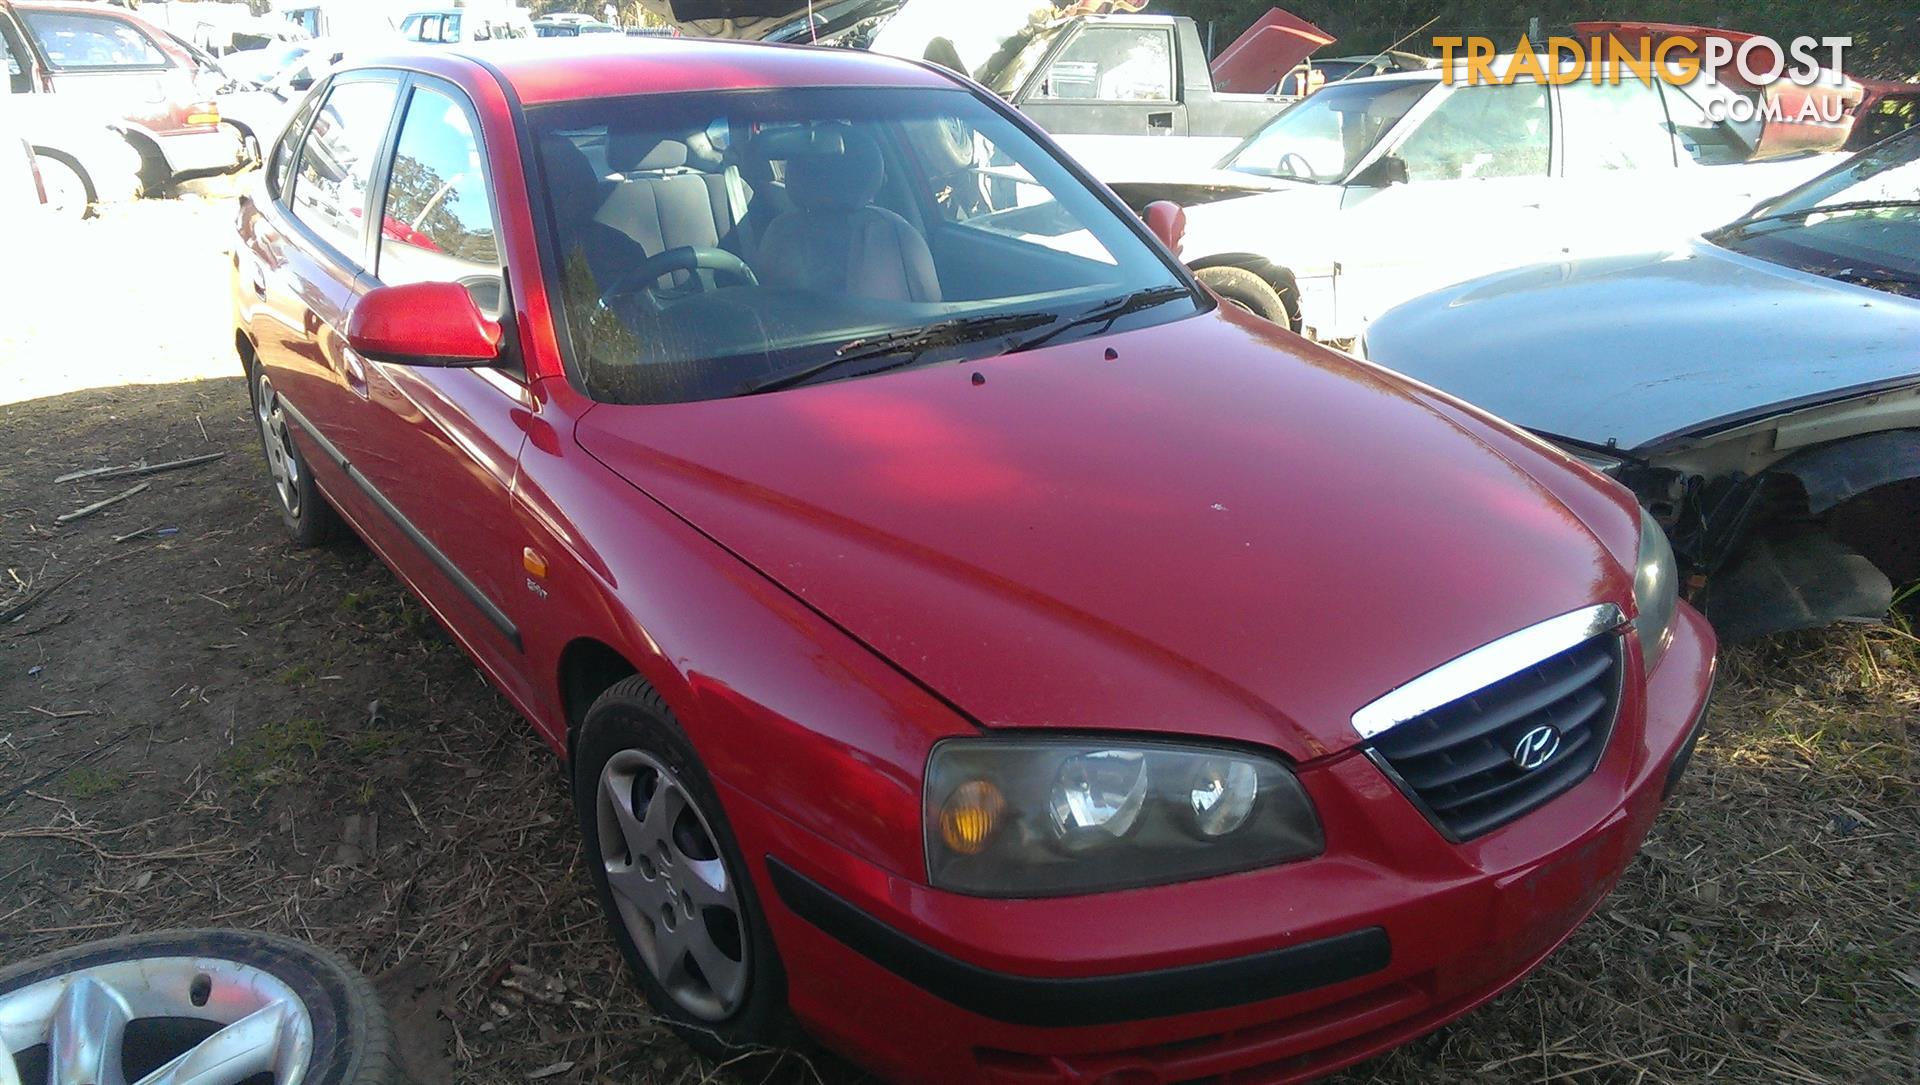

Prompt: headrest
[542,136,606,225]
[609,133,691,173]
[779,129,885,213]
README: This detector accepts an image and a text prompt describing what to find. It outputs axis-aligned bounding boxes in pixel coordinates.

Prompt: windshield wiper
[1004,285,1194,354]
[1714,199,1920,238]
[741,312,1057,396]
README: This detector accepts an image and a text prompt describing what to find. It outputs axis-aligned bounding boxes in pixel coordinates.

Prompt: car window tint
[269,90,324,199]
[1561,78,1676,172]
[290,80,400,263]
[19,11,167,69]
[1395,82,1549,181]
[377,86,502,314]
[1039,27,1172,102]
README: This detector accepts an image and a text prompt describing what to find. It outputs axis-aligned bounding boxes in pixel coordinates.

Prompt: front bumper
[732,603,1716,1085]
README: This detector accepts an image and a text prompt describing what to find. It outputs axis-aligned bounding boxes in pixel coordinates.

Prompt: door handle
[1147,111,1174,130]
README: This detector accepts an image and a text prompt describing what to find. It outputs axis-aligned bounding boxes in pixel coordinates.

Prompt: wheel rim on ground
[596,749,750,1022]
[253,370,302,517]
[36,157,87,217]
[0,955,316,1085]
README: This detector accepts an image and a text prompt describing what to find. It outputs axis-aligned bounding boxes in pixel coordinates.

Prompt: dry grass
[1,195,1915,1085]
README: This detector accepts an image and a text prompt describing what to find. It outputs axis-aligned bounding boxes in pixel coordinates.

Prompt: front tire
[0,928,401,1084]
[250,362,342,547]
[573,677,791,1060]
[1196,266,1290,326]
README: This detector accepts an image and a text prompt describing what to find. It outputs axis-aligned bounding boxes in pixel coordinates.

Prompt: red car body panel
[576,307,1633,762]
[231,39,1718,1083]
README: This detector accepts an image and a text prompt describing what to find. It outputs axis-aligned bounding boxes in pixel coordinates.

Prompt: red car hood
[576,310,1632,761]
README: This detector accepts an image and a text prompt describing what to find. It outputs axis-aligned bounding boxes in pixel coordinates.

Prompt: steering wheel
[598,246,759,307]
[1275,152,1315,179]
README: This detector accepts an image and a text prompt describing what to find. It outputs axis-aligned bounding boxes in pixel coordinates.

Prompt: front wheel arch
[29,147,95,213]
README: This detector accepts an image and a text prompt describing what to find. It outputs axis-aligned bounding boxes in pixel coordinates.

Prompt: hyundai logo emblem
[1512,725,1562,772]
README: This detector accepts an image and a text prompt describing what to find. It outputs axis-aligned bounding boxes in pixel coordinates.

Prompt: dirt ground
[1,192,1916,1085]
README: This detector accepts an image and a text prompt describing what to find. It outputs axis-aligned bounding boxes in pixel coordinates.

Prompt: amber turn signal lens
[938,779,1005,855]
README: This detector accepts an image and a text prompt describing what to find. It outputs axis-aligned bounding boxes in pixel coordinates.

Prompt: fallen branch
[54,451,225,484]
[0,572,80,625]
[56,482,150,524]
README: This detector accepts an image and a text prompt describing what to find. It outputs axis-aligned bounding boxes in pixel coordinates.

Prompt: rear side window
[19,11,168,69]
[289,80,400,263]
[1561,78,1677,173]
[1395,82,1550,181]
[376,85,502,314]
[268,90,324,198]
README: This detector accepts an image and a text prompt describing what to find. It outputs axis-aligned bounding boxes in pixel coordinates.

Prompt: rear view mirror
[1352,154,1409,188]
[1143,200,1187,256]
[347,282,503,367]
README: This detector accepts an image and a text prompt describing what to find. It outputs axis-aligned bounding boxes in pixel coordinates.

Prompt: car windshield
[1708,130,1920,298]
[532,86,1194,404]
[1222,78,1432,182]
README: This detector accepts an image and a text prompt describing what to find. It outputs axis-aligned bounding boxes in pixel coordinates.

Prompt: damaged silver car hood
[1362,240,1920,454]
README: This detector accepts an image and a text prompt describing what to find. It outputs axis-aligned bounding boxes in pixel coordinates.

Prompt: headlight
[925,738,1322,897]
[1633,510,1679,674]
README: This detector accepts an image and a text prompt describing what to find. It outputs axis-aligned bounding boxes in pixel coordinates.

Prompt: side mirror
[1143,200,1187,257]
[1352,154,1409,188]
[346,281,502,367]
[288,74,312,90]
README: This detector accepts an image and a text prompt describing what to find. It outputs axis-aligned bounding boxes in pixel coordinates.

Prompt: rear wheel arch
[1188,253,1302,330]
[121,128,171,194]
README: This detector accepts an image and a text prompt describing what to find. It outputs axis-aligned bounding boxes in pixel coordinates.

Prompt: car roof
[353,36,955,105]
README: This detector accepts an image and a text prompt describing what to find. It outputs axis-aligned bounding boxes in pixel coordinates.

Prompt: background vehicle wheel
[250,363,342,547]
[33,151,93,219]
[0,928,401,1085]
[1196,266,1290,326]
[573,677,792,1060]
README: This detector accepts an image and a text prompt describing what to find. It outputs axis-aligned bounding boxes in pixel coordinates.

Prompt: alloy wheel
[596,749,750,1022]
[0,955,315,1085]
[253,371,302,517]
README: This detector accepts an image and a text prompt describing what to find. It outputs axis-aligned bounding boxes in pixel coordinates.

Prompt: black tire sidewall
[572,678,790,1058]
[0,929,396,1085]
[249,362,337,547]
[1196,266,1290,325]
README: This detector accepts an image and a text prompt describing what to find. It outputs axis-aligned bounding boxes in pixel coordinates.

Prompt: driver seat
[756,130,942,303]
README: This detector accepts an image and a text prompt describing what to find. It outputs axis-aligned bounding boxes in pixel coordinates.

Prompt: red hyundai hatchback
[231,37,1717,1084]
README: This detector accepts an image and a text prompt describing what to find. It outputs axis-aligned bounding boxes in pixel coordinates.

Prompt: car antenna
[1323,13,1442,88]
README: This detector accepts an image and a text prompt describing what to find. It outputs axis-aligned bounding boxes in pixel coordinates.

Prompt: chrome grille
[1364,619,1626,840]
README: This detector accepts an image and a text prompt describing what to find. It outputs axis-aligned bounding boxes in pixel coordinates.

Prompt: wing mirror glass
[1352,154,1409,188]
[1143,200,1187,257]
[346,282,503,367]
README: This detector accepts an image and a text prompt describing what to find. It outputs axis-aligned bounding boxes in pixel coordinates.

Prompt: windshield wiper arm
[1715,199,1920,238]
[1004,284,1194,354]
[741,312,1057,396]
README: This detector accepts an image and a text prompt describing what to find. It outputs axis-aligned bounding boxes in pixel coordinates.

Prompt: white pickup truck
[642,0,1330,177]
